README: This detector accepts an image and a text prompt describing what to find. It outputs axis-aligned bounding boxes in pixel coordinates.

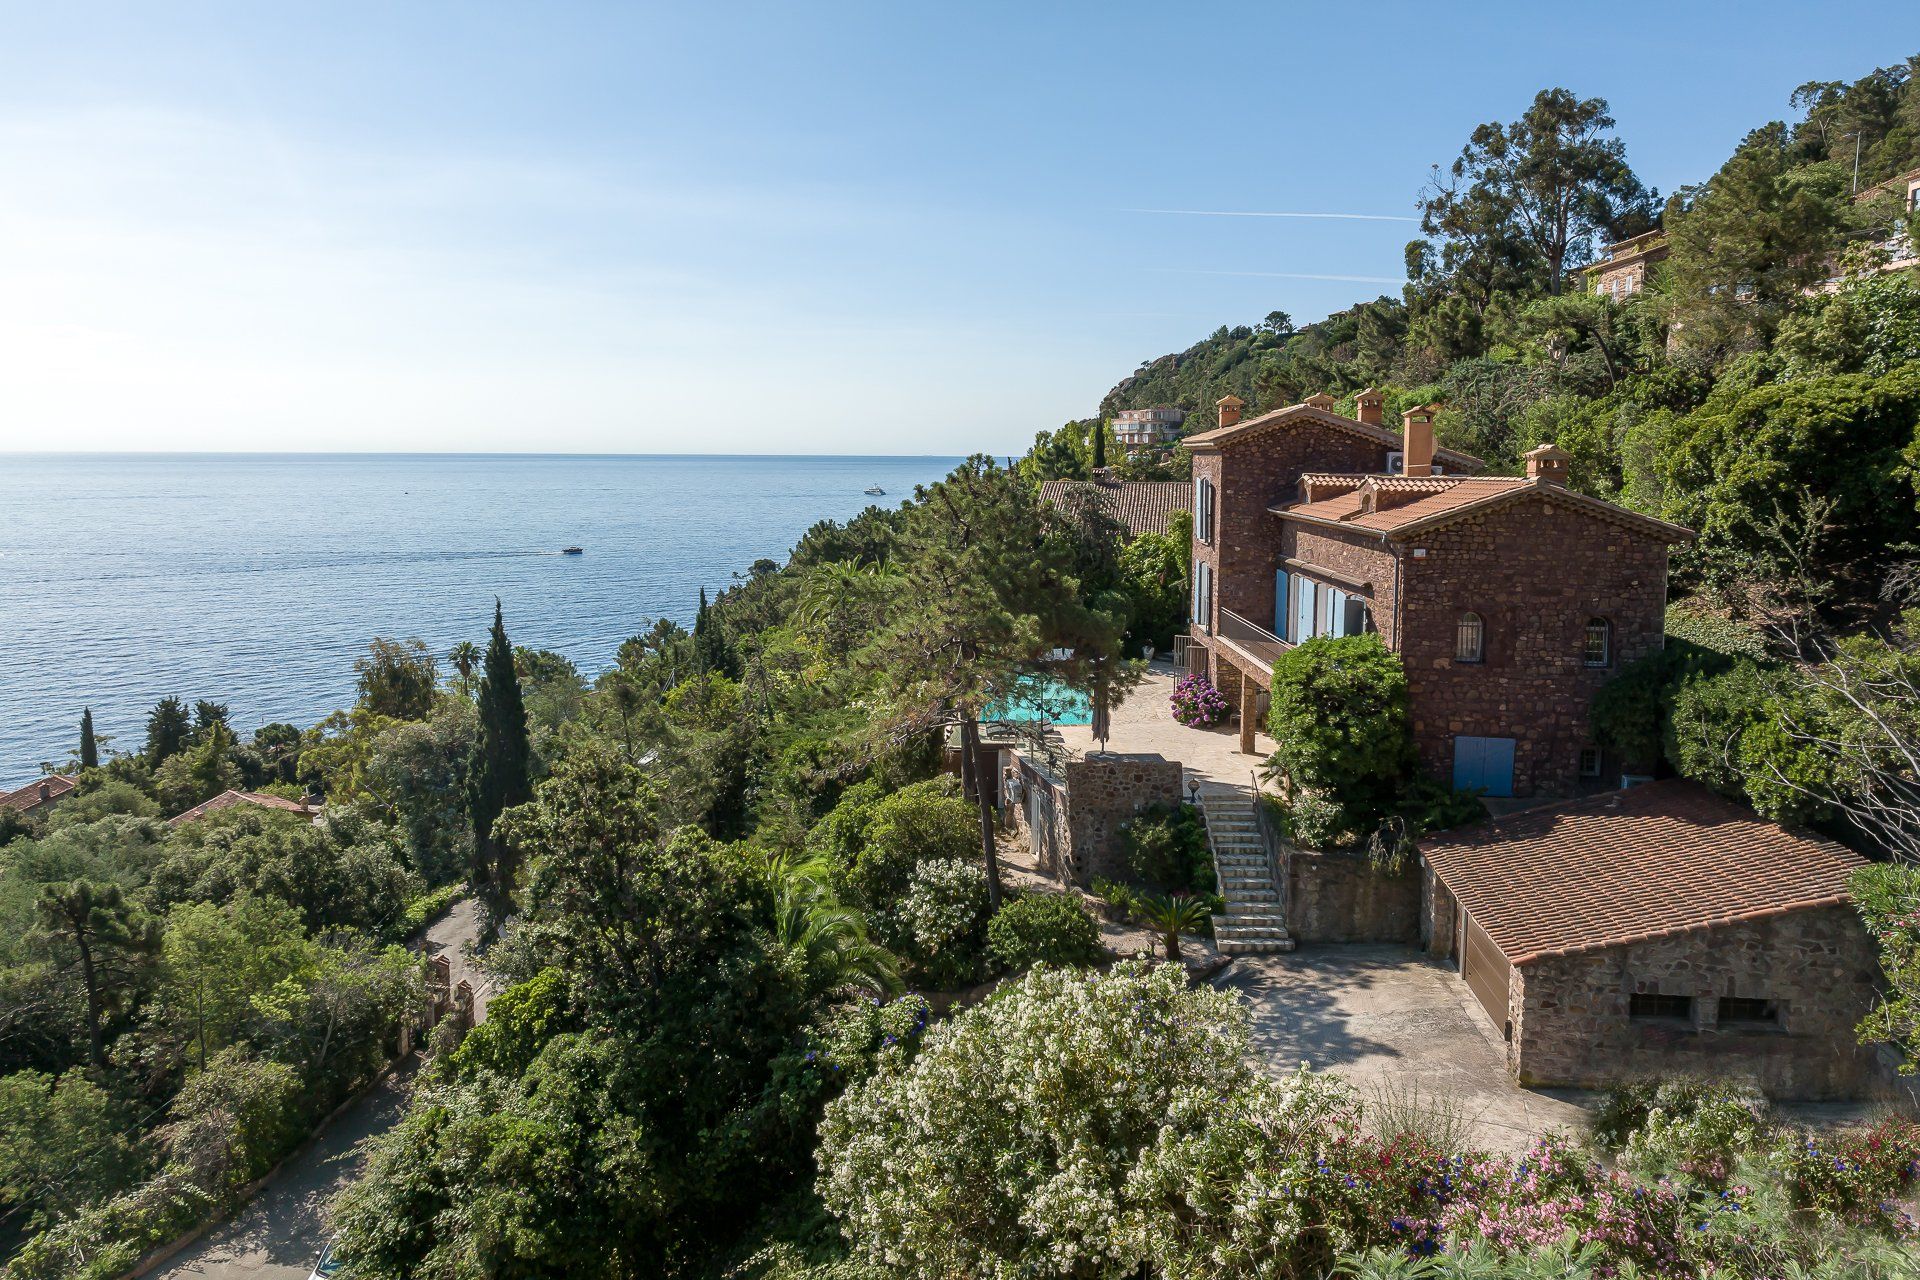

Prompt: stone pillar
[1239,678,1257,755]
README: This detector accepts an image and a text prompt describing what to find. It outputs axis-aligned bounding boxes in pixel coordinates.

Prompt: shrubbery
[984,891,1103,973]
[1118,802,1213,894]
[1168,674,1228,727]
[897,858,992,989]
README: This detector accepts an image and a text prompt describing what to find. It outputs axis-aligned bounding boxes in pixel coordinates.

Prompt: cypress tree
[693,586,733,676]
[466,600,532,904]
[1092,421,1106,469]
[79,707,98,770]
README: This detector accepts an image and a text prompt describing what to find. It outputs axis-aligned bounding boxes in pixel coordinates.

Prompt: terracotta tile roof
[1274,474,1692,543]
[1183,401,1484,471]
[1,773,78,814]
[1037,479,1192,538]
[1421,780,1866,965]
[168,789,320,827]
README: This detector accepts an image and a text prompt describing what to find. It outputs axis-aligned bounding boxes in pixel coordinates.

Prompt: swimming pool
[985,677,1093,726]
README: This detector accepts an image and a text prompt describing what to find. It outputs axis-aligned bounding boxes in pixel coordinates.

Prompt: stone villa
[1184,389,1691,799]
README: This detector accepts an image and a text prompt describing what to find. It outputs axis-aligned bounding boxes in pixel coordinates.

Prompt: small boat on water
[561,546,584,555]
[864,485,886,496]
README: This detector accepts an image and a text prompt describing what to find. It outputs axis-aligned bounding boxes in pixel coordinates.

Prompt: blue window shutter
[1274,569,1288,637]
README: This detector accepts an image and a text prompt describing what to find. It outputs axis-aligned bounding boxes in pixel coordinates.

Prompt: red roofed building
[168,789,322,827]
[1421,780,1881,1098]
[1186,390,1692,798]
[1,773,79,818]
[1037,477,1192,539]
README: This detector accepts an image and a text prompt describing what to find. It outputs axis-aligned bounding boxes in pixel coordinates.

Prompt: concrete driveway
[1219,944,1590,1153]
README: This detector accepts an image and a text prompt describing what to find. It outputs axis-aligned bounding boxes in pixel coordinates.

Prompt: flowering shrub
[1771,1115,1920,1236]
[1620,1079,1769,1184]
[897,858,991,989]
[1169,674,1229,727]
[1437,1136,1697,1273]
[818,960,1259,1279]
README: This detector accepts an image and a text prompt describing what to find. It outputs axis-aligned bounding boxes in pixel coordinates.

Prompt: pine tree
[79,707,98,770]
[466,600,532,904]
[32,880,161,1069]
[144,697,192,765]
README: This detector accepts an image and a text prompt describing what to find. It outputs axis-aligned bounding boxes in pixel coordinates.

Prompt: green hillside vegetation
[6,53,1920,1280]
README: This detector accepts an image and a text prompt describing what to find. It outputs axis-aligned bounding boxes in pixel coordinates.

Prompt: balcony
[1217,607,1291,674]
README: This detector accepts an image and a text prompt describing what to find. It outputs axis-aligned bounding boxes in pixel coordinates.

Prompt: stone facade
[1285,850,1419,944]
[1008,750,1184,886]
[1392,498,1671,797]
[1499,906,1881,1100]
[1191,425,1393,644]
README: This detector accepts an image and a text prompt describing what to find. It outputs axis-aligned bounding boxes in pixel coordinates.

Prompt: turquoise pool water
[986,677,1093,725]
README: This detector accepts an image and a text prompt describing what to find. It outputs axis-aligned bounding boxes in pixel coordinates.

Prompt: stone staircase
[1198,788,1295,954]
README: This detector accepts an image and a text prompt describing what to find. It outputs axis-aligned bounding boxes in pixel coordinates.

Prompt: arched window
[1455,612,1485,663]
[1584,617,1612,667]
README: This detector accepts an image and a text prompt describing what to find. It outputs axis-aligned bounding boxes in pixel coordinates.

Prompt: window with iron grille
[1718,997,1779,1026]
[1455,612,1485,663]
[1629,992,1692,1021]
[1584,617,1611,667]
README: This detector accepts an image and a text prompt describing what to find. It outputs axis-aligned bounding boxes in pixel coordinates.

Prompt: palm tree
[1134,894,1212,964]
[765,853,900,997]
[448,640,481,698]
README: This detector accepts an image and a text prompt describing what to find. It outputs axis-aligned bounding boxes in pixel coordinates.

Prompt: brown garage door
[1460,914,1512,1037]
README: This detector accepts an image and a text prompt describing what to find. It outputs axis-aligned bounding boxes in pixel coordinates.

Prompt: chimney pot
[1355,387,1385,426]
[1401,405,1438,478]
[1215,394,1244,428]
[1525,442,1572,485]
[1304,392,1336,411]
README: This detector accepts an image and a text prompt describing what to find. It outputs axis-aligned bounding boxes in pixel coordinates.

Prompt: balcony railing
[1218,608,1291,672]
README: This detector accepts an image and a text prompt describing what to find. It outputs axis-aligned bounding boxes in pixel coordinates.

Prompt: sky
[0,2,1913,457]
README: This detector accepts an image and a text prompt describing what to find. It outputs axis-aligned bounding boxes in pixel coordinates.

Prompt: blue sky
[0,2,1912,456]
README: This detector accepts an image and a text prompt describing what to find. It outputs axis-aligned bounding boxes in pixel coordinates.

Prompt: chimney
[37,781,51,803]
[1304,392,1336,411]
[1215,394,1244,428]
[1401,405,1437,477]
[1525,442,1572,485]
[1354,387,1385,426]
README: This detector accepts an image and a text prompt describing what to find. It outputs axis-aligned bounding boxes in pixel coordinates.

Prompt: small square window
[1629,992,1692,1021]
[1579,746,1602,777]
[1718,997,1779,1026]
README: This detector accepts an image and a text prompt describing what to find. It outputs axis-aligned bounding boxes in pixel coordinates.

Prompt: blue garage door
[1453,735,1516,798]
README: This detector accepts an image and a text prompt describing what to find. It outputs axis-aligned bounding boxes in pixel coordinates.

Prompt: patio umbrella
[1091,684,1111,752]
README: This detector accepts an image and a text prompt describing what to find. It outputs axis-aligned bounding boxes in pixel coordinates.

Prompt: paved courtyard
[1055,663,1276,794]
[1220,944,1591,1153]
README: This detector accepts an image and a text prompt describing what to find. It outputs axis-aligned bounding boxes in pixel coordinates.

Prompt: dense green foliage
[1265,636,1420,847]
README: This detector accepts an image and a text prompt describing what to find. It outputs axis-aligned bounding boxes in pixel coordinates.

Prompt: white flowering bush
[896,857,991,989]
[817,960,1257,1279]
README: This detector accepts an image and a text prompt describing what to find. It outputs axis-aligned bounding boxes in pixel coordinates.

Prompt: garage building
[1420,780,1883,1100]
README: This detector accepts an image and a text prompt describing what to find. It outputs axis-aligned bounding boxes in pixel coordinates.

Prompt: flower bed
[1169,673,1229,727]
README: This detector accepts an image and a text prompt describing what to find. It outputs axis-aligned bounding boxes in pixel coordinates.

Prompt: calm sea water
[0,454,961,788]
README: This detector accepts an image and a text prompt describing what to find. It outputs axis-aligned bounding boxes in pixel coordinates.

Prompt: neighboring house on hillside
[1422,780,1880,1099]
[1584,230,1669,299]
[1848,163,1920,275]
[1186,389,1692,798]
[1111,406,1186,452]
[169,789,322,827]
[1,773,78,818]
[1037,476,1192,539]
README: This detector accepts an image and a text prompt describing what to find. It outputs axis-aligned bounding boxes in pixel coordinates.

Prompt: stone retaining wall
[1286,849,1419,943]
[1009,751,1184,886]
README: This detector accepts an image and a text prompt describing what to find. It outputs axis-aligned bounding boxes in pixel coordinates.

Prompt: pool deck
[1053,664,1276,796]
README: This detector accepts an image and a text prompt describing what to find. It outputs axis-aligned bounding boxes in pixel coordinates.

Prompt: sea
[0,453,963,788]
